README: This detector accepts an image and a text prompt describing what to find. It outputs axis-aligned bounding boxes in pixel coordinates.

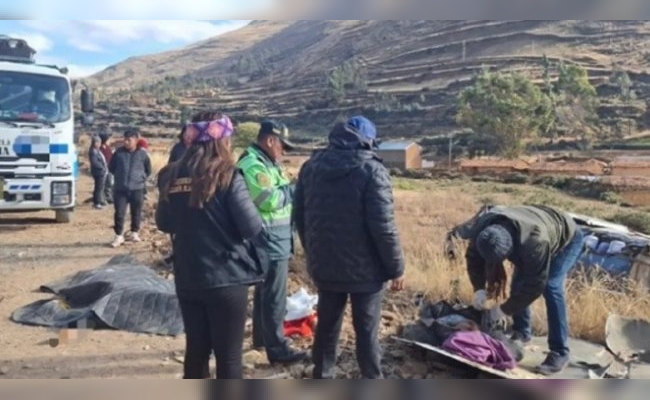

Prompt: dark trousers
[312,289,384,379]
[92,174,105,206]
[104,173,114,203]
[512,229,585,356]
[252,258,291,360]
[177,285,249,379]
[113,189,144,235]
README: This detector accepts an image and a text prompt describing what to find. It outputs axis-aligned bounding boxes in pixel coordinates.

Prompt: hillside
[84,20,650,139]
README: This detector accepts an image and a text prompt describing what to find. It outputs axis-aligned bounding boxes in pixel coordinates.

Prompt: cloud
[35,55,107,79]
[21,20,252,52]
[7,32,53,53]
[67,64,109,79]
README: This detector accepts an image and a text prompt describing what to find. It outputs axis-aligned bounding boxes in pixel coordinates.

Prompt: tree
[554,62,600,147]
[235,122,260,149]
[456,69,554,158]
[610,69,635,103]
[179,106,191,126]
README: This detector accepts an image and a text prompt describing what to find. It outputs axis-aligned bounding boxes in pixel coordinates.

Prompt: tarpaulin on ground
[11,255,183,336]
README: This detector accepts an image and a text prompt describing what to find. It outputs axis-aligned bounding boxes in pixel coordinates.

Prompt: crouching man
[465,205,584,375]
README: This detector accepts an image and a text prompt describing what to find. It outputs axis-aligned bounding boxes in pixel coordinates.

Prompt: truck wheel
[55,210,73,223]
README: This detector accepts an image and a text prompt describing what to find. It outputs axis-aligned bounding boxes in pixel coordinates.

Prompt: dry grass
[393,178,650,344]
[149,151,169,176]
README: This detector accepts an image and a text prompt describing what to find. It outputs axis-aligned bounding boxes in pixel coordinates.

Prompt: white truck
[0,35,94,223]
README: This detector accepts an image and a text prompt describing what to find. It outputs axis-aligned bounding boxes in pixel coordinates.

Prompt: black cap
[259,120,296,151]
[124,129,138,139]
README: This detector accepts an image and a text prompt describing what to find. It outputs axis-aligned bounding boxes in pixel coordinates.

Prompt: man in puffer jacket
[293,116,405,379]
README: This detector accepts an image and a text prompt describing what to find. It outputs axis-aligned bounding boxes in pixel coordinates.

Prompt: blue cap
[346,116,377,143]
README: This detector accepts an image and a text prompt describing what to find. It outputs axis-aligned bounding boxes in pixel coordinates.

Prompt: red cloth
[137,138,149,150]
[100,144,113,165]
[283,314,317,339]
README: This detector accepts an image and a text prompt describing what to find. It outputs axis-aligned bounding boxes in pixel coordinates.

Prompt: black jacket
[293,124,405,293]
[89,147,107,177]
[168,142,186,164]
[109,147,152,192]
[465,205,578,316]
[156,164,267,292]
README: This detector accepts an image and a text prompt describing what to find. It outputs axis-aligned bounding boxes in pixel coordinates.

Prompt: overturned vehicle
[445,205,650,290]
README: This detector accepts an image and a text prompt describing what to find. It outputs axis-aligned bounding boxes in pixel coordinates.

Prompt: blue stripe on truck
[49,144,69,154]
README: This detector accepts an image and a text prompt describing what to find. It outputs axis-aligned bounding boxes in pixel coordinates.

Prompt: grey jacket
[109,147,152,192]
[89,148,108,178]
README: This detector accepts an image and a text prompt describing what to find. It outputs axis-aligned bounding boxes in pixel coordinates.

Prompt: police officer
[237,120,307,364]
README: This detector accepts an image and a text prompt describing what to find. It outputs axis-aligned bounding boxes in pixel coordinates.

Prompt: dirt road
[0,174,189,378]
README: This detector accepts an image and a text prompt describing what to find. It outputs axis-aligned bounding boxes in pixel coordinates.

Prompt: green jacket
[237,144,294,260]
[466,205,577,316]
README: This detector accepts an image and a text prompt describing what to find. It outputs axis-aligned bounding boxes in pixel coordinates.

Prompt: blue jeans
[511,229,585,356]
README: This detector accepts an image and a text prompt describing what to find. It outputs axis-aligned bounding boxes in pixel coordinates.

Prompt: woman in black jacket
[156,111,267,379]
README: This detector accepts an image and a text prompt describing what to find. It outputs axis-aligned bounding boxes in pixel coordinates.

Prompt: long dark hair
[486,263,508,300]
[166,111,235,209]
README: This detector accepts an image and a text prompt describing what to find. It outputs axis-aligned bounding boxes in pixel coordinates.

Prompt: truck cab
[0,35,93,223]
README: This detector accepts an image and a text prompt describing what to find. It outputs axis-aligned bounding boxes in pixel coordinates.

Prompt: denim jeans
[511,229,585,356]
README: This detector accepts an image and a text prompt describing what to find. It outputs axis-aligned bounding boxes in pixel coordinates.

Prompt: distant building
[377,141,422,170]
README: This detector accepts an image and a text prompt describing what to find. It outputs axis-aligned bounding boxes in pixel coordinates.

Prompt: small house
[377,141,422,170]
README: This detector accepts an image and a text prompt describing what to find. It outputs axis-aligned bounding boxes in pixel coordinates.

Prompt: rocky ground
[0,173,454,379]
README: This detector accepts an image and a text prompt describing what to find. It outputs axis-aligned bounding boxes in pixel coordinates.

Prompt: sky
[0,20,252,79]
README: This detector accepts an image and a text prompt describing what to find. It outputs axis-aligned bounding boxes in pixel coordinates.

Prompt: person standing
[237,120,307,365]
[108,130,152,248]
[162,126,190,267]
[168,126,190,164]
[293,116,405,379]
[465,204,585,375]
[156,111,267,379]
[88,135,108,209]
[98,131,114,204]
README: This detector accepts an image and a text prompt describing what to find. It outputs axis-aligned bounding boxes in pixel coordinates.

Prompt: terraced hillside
[85,20,650,139]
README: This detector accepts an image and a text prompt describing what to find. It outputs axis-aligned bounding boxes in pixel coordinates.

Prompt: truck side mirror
[81,89,94,113]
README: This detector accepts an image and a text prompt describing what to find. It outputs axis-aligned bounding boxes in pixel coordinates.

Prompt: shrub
[235,122,260,149]
[503,172,529,184]
[533,174,571,189]
[600,191,622,205]
[611,211,650,235]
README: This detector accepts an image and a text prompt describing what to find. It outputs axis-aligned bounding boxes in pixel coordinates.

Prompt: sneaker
[129,232,142,243]
[510,331,532,344]
[111,235,125,248]
[536,351,570,376]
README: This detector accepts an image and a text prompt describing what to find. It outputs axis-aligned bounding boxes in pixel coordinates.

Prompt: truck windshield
[0,71,71,124]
